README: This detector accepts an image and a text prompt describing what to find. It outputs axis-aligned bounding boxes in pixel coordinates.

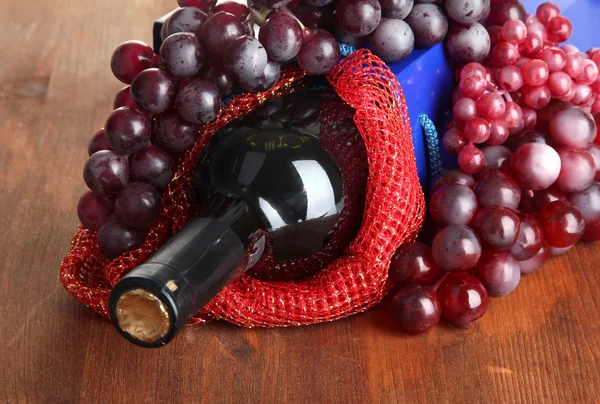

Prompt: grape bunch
[390,2,600,334]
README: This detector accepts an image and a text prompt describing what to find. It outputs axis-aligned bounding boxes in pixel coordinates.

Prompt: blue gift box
[154,0,600,186]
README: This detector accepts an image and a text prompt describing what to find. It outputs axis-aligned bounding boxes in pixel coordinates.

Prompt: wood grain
[1,1,599,403]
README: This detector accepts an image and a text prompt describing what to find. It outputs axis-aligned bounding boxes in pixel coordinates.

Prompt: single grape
[152,111,198,154]
[430,184,478,226]
[389,242,441,288]
[547,16,573,44]
[547,71,572,97]
[492,42,520,67]
[335,0,381,36]
[563,52,584,78]
[473,251,521,297]
[569,183,600,224]
[453,98,478,125]
[214,1,249,20]
[521,84,551,110]
[129,68,177,114]
[110,41,154,84]
[391,286,441,333]
[238,60,281,93]
[77,191,114,231]
[519,187,568,214]
[88,129,113,156]
[333,25,367,48]
[511,143,561,190]
[296,29,340,75]
[446,23,491,64]
[510,213,544,261]
[430,169,475,192]
[105,107,151,154]
[587,144,600,180]
[259,11,303,63]
[200,12,246,59]
[458,144,485,174]
[501,19,527,45]
[113,86,137,110]
[369,19,415,64]
[555,149,595,193]
[474,171,521,209]
[84,150,129,195]
[223,35,268,83]
[159,33,204,79]
[459,74,487,99]
[487,25,503,47]
[561,44,579,53]
[503,101,523,130]
[538,47,567,72]
[460,62,487,80]
[432,225,482,272]
[405,4,449,48]
[444,0,490,24]
[522,59,550,86]
[497,65,524,92]
[522,108,538,130]
[204,65,234,97]
[115,182,162,230]
[518,242,551,274]
[476,93,506,120]
[177,0,216,12]
[380,0,413,19]
[165,7,208,37]
[487,1,526,26]
[548,106,597,149]
[130,145,176,189]
[519,32,544,56]
[536,2,560,24]
[293,4,334,30]
[472,206,520,250]
[526,20,547,41]
[486,121,509,146]
[175,78,221,125]
[97,219,145,260]
[480,146,512,176]
[538,200,585,248]
[463,117,491,144]
[437,272,488,325]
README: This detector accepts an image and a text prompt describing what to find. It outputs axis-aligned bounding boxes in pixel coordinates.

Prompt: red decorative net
[60,50,425,327]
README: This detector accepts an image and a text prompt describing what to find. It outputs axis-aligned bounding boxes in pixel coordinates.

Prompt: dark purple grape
[131,145,176,189]
[487,1,526,26]
[432,225,482,272]
[238,60,281,93]
[569,183,600,224]
[296,29,340,75]
[538,200,585,248]
[303,0,335,6]
[113,86,137,110]
[519,187,568,213]
[505,129,548,152]
[259,11,303,62]
[160,33,204,79]
[389,241,441,287]
[445,0,490,24]
[263,0,293,8]
[83,150,129,195]
[335,0,381,37]
[510,213,544,261]
[110,41,154,84]
[115,182,162,229]
[204,66,234,96]
[480,145,512,177]
[77,191,114,231]
[105,107,151,154]
[97,219,145,260]
[175,78,221,125]
[369,19,415,63]
[165,7,208,37]
[405,4,449,48]
[152,110,199,154]
[88,129,113,156]
[333,25,366,47]
[474,171,521,210]
[438,272,488,325]
[472,251,521,297]
[177,0,216,13]
[293,4,334,30]
[130,68,177,114]
[430,169,475,192]
[472,205,520,250]
[200,12,246,60]
[446,23,491,64]
[391,286,441,333]
[223,35,268,83]
[380,0,413,19]
[214,1,249,20]
[429,184,478,226]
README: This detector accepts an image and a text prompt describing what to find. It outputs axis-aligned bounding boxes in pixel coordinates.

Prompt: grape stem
[249,7,272,26]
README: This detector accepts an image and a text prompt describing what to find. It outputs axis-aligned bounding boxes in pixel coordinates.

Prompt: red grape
[519,32,544,56]
[110,41,154,84]
[555,149,595,193]
[293,4,334,30]
[510,213,544,261]
[223,35,268,83]
[442,127,467,155]
[115,182,162,230]
[576,59,599,84]
[473,206,520,250]
[130,68,177,114]
[105,107,151,154]
[587,143,600,180]
[84,150,129,195]
[174,78,221,125]
[538,47,567,72]
[391,286,441,333]
[458,144,485,174]
[487,0,526,25]
[204,66,234,97]
[548,106,596,149]
[501,19,527,45]
[511,142,561,190]
[165,7,208,37]
[480,145,512,175]
[538,200,585,248]
[522,59,550,86]
[113,86,137,110]
[521,84,551,110]
[430,169,475,192]
[88,129,113,156]
[492,42,520,67]
[475,171,521,209]
[259,11,303,62]
[536,2,560,24]
[429,184,479,226]
[459,74,487,99]
[159,33,204,79]
[571,83,593,106]
[518,242,551,274]
[405,3,449,48]
[380,0,413,19]
[437,272,488,325]
[335,0,381,36]
[389,242,441,288]
[238,60,281,93]
[214,1,249,20]
[296,29,340,75]
[369,19,415,63]
[464,117,491,143]
[497,65,524,92]
[473,251,521,297]
[547,71,572,97]
[152,110,199,154]
[519,186,568,213]
[476,93,506,120]
[568,183,600,224]
[453,98,478,125]
[522,107,538,130]
[446,23,491,64]
[200,12,246,59]
[461,62,488,80]
[130,145,176,190]
[487,120,510,145]
[432,225,482,272]
[547,16,573,44]
[77,191,114,231]
[97,219,145,260]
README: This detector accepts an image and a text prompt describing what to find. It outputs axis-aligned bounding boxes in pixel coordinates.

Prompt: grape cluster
[391,2,600,334]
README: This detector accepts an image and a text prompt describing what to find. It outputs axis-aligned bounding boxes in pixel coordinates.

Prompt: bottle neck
[201,193,262,246]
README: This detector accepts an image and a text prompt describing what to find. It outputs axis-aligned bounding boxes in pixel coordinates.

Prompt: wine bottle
[108,83,366,347]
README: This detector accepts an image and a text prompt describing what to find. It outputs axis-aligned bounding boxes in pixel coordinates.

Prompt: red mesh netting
[59,50,425,327]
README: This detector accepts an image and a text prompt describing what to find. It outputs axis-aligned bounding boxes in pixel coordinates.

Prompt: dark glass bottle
[108,82,367,347]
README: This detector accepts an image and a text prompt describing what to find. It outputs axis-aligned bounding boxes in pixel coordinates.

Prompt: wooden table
[2,1,600,402]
